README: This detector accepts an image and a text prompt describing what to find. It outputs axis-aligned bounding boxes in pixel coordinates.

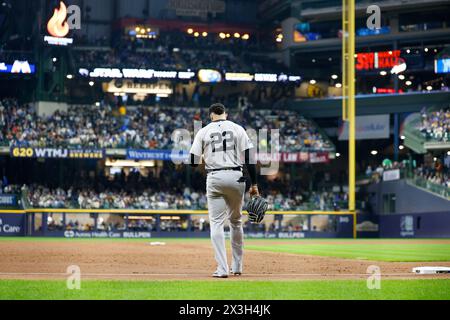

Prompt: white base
[150,242,166,246]
[412,267,450,274]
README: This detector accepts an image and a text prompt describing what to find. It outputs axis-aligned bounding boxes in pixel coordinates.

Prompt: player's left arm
[238,126,260,197]
[189,129,203,168]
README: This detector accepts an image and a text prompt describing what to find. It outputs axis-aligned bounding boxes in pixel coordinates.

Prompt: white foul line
[0,272,433,277]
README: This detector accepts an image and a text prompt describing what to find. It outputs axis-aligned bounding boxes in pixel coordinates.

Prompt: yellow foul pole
[343,0,356,238]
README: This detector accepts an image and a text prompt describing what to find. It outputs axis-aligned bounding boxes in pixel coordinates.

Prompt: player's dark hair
[209,103,226,115]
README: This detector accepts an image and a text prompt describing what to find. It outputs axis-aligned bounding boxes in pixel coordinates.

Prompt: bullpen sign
[10,147,105,159]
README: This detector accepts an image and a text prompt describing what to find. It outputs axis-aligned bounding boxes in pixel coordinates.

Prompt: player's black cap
[209,103,226,115]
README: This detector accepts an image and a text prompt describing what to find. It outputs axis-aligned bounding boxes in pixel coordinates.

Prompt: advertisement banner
[0,194,17,207]
[10,147,105,159]
[309,152,330,164]
[0,214,25,237]
[103,80,173,95]
[126,149,189,162]
[63,230,152,239]
[0,60,36,74]
[339,115,390,140]
[383,169,401,182]
[435,58,450,74]
[128,150,328,163]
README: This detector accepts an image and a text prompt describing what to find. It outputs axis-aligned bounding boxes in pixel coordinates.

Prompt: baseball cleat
[232,272,242,276]
[212,271,228,278]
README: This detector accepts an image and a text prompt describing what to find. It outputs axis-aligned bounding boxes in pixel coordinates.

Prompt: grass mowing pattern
[1,279,449,300]
[245,243,450,262]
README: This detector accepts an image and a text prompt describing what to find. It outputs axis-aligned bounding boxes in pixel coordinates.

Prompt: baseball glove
[246,196,268,224]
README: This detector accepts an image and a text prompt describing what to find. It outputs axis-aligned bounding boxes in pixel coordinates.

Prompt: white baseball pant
[206,170,246,276]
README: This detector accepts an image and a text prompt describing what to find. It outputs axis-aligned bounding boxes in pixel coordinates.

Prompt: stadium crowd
[415,162,450,189]
[0,99,334,152]
[366,157,449,190]
[419,107,450,142]
[73,30,276,73]
[0,181,347,212]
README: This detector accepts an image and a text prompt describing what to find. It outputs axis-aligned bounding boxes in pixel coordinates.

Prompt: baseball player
[190,103,259,278]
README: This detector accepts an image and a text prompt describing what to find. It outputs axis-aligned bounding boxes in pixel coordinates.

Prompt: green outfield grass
[0,279,449,300]
[245,242,450,262]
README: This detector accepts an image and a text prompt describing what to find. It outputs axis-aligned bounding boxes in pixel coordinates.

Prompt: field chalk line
[0,272,433,277]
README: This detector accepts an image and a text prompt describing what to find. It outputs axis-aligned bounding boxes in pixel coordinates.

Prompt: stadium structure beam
[342,0,356,238]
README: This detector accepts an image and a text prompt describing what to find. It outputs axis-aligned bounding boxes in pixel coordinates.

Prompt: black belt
[207,167,242,174]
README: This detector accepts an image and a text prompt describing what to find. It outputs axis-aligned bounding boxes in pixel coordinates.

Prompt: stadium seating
[0,99,334,152]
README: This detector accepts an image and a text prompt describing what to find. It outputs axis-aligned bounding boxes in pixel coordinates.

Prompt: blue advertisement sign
[435,58,450,74]
[0,61,36,74]
[0,194,17,207]
[126,149,189,162]
[0,214,25,236]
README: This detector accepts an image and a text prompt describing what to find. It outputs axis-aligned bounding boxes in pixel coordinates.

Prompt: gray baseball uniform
[190,120,253,276]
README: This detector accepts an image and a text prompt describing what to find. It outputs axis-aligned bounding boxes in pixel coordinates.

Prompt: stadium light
[398,74,405,80]
[309,79,316,85]
[194,32,199,37]
[202,32,208,37]
[187,28,193,34]
[371,150,378,156]
[447,151,450,156]
[405,81,412,86]
[66,74,73,79]
[426,85,433,91]
[406,49,411,54]
[335,83,342,88]
[424,48,429,52]
[336,153,341,157]
[242,34,250,40]
[331,74,338,80]
[95,102,100,106]
[379,71,387,76]
[219,32,226,39]
[52,57,57,62]
[399,145,405,150]
[234,33,240,38]
[401,135,405,140]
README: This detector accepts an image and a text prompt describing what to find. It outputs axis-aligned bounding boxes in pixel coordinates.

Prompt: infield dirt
[1,239,450,281]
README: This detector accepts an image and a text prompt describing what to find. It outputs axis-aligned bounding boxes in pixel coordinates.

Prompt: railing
[407,175,450,200]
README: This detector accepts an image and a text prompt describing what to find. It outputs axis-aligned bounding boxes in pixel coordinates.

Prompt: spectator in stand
[419,107,450,142]
[1,99,334,153]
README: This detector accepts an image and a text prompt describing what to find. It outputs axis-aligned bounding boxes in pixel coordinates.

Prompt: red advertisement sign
[356,50,401,71]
